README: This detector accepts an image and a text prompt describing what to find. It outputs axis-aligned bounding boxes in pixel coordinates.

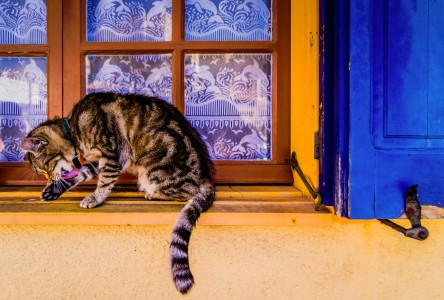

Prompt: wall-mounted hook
[378,185,429,241]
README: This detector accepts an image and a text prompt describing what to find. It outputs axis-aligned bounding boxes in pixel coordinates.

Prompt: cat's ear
[20,137,48,155]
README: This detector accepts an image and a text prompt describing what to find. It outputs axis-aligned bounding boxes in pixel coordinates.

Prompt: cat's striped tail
[170,181,215,294]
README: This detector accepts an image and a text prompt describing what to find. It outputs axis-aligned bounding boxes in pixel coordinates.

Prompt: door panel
[375,152,444,217]
[373,0,444,218]
[428,0,444,139]
[372,0,444,149]
[385,1,428,139]
[336,0,444,218]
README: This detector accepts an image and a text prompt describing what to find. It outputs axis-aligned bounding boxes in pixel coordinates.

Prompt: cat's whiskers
[21,169,36,180]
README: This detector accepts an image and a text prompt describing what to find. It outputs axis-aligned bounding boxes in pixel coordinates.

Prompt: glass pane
[185,0,272,41]
[0,0,47,44]
[86,0,172,42]
[0,57,47,162]
[85,54,172,102]
[185,53,272,160]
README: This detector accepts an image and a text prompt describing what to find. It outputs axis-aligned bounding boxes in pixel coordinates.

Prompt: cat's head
[21,119,76,182]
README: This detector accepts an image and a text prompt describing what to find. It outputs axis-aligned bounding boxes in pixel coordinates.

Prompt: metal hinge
[286,151,323,211]
[378,185,429,241]
[314,131,320,159]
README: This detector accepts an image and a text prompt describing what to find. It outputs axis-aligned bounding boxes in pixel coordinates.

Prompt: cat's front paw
[80,194,101,208]
[41,182,64,201]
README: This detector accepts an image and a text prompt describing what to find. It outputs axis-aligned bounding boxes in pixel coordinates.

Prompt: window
[0,0,62,184]
[0,0,291,185]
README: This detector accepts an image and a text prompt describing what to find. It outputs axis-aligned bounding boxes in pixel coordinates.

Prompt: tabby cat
[20,92,215,294]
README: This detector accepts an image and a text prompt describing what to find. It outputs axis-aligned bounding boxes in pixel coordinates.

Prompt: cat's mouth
[61,169,79,179]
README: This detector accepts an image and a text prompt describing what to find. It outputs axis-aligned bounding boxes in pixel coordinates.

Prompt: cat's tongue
[61,169,79,179]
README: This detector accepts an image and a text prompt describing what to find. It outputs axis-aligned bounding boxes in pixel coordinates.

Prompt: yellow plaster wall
[1,221,444,299]
[291,0,319,194]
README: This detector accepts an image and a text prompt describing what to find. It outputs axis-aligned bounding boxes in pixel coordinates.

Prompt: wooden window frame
[0,0,332,226]
[0,0,292,185]
[64,0,292,185]
[0,0,62,185]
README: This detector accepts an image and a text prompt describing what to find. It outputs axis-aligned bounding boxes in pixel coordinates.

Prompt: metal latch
[314,131,320,159]
[286,151,323,211]
[378,185,429,241]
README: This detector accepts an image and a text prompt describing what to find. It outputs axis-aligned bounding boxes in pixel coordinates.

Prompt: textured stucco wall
[0,220,443,300]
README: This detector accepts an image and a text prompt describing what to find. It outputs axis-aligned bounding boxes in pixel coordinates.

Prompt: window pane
[185,0,272,41]
[0,0,47,44]
[185,53,272,160]
[86,0,172,42]
[85,54,172,102]
[0,57,47,162]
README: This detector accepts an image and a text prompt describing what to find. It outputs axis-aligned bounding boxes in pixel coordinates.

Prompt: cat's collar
[61,118,82,169]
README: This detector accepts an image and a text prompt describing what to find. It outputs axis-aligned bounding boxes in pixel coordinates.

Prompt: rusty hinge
[378,185,429,241]
[286,151,323,211]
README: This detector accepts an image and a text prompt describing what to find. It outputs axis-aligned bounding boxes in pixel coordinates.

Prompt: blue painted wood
[347,0,376,218]
[335,0,444,219]
[375,152,444,218]
[333,0,350,216]
[385,1,428,138]
[428,1,444,141]
[319,0,335,206]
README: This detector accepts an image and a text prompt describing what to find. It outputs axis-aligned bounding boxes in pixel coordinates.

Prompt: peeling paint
[334,154,343,217]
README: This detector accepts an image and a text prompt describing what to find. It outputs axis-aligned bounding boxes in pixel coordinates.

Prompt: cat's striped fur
[21,92,215,294]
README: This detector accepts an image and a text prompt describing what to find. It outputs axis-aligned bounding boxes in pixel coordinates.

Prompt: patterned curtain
[0,57,47,161]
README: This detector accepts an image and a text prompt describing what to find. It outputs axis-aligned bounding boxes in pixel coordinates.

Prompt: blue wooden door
[335,0,444,218]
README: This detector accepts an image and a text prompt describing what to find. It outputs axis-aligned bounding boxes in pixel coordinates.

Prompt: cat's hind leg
[136,168,171,200]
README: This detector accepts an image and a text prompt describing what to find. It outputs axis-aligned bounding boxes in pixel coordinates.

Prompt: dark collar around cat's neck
[61,118,82,169]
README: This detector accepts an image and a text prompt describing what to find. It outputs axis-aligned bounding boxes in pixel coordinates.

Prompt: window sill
[0,186,333,226]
